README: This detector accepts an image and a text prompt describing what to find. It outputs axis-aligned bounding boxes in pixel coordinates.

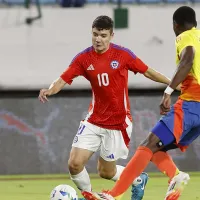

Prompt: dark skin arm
[169,46,195,89]
[160,46,195,115]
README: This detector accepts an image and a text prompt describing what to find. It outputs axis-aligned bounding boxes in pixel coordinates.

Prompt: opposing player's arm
[160,34,195,114]
[167,46,195,91]
[164,34,195,95]
[143,67,171,85]
[160,47,194,114]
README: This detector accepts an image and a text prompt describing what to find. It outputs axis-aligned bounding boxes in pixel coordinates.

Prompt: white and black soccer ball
[50,184,78,200]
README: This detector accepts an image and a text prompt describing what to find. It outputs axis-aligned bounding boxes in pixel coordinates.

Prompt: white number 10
[97,73,109,87]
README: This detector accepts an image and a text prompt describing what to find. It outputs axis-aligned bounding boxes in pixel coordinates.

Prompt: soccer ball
[50,184,78,200]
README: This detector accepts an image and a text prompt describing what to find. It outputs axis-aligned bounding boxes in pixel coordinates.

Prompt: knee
[140,132,163,153]
[98,170,115,180]
[97,166,116,180]
[68,158,84,174]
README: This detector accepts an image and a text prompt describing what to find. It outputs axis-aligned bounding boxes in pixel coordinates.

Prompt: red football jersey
[61,43,148,130]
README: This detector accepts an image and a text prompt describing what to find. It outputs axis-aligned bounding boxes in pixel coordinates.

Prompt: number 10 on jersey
[97,73,109,87]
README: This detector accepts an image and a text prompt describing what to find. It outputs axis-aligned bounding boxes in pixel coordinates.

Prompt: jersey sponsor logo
[87,64,95,70]
[110,60,119,69]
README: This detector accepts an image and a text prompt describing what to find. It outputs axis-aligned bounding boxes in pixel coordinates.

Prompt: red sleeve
[127,56,148,74]
[60,54,85,85]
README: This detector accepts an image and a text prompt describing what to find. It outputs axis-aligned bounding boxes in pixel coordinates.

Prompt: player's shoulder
[111,43,136,58]
[72,46,93,62]
[79,46,93,57]
[176,31,194,44]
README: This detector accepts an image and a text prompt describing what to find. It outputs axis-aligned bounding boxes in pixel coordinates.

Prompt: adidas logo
[106,154,114,159]
[87,64,94,70]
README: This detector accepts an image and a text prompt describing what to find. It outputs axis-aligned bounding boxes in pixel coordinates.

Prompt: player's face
[92,28,114,53]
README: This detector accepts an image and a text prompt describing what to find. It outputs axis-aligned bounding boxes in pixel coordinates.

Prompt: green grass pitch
[0,172,199,200]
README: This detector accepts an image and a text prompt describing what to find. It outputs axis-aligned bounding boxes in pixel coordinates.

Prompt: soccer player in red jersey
[39,16,175,200]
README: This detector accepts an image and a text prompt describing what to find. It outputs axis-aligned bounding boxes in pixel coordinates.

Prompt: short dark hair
[173,6,197,27]
[92,15,114,33]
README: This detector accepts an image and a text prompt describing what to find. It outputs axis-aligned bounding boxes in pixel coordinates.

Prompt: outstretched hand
[38,89,50,103]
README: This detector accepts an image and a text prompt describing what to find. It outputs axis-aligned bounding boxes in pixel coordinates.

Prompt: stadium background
[1,2,200,199]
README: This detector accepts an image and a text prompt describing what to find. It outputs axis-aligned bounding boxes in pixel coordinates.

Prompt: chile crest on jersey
[110,60,119,69]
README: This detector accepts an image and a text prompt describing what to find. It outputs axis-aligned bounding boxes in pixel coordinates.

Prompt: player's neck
[183,25,196,32]
[95,45,111,54]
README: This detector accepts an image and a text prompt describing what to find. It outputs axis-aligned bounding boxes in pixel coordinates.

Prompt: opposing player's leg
[151,100,200,199]
[151,150,180,181]
[68,121,101,192]
[150,122,181,186]
[162,100,200,199]
[165,171,190,200]
[164,124,200,199]
[151,145,189,200]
